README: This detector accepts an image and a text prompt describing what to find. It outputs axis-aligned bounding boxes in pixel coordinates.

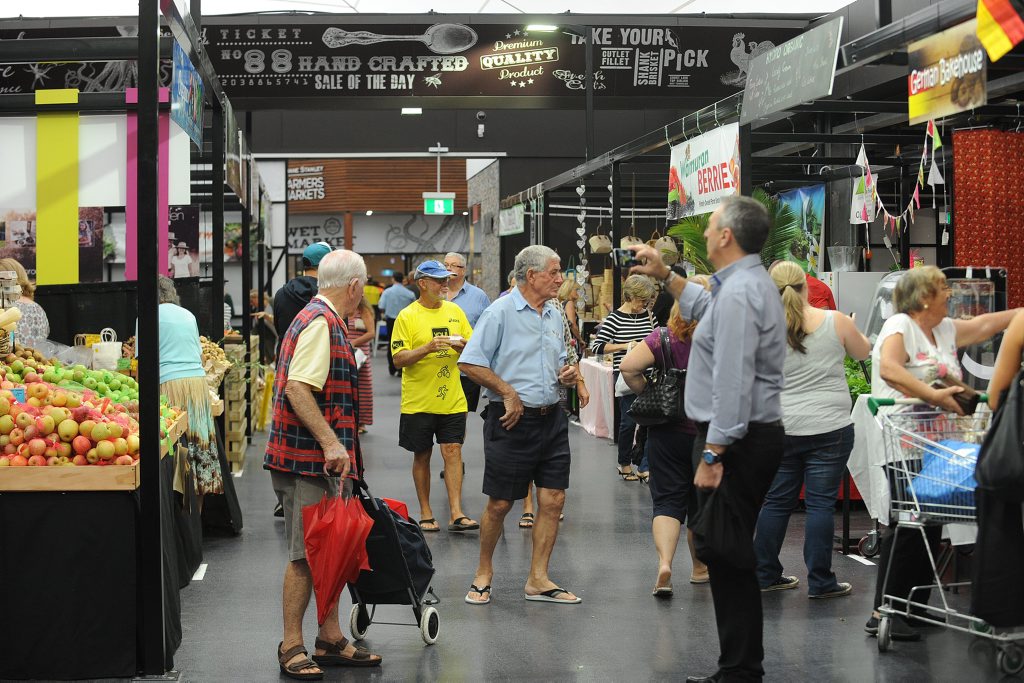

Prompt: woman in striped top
[590,274,656,481]
[346,298,377,433]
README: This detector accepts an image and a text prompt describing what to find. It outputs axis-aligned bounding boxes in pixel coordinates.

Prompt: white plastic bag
[91,328,122,371]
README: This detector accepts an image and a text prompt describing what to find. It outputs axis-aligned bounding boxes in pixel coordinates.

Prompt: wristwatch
[662,270,680,287]
[702,449,722,465]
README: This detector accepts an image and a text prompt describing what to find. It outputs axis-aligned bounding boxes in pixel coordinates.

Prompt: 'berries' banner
[666,122,741,221]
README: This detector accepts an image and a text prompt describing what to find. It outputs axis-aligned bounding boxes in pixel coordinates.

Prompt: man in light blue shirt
[630,196,786,683]
[459,245,581,607]
[443,251,491,412]
[378,272,417,376]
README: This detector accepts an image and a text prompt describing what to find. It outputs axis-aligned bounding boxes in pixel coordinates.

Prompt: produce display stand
[0,409,190,680]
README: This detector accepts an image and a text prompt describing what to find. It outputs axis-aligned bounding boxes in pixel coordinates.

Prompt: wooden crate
[0,462,140,492]
[225,380,246,401]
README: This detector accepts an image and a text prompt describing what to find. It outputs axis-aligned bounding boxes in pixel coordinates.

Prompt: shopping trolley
[869,396,1024,674]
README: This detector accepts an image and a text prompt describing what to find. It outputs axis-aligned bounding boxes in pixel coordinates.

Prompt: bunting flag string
[868,118,946,240]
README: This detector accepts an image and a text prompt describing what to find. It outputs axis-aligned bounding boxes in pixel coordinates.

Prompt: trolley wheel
[858,534,879,558]
[998,644,1024,675]
[419,606,440,645]
[349,603,370,641]
[876,616,892,653]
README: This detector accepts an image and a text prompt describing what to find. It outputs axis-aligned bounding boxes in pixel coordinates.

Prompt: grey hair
[317,249,367,290]
[514,245,558,284]
[622,274,656,303]
[717,196,771,255]
[507,270,516,285]
[893,265,945,315]
[156,276,179,305]
[444,252,466,267]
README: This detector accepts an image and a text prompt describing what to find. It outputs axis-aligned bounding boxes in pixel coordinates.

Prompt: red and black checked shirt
[264,297,361,478]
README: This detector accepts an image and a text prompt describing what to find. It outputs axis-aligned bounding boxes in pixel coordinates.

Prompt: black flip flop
[448,516,480,532]
[418,518,440,532]
[465,583,491,605]
[524,587,582,604]
[519,512,535,528]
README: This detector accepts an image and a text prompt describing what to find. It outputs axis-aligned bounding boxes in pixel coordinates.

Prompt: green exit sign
[422,191,456,216]
[424,198,454,215]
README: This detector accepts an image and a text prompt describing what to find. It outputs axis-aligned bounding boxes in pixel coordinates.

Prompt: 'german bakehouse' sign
[907,19,987,126]
[0,23,800,101]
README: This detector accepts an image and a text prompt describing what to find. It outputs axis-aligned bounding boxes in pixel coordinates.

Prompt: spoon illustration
[322,23,478,55]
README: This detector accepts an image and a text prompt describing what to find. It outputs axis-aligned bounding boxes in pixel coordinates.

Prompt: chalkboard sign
[740,17,843,125]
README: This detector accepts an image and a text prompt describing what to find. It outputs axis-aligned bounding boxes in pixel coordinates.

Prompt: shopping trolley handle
[866,394,988,416]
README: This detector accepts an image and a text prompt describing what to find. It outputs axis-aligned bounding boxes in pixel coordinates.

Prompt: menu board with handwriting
[740,18,843,125]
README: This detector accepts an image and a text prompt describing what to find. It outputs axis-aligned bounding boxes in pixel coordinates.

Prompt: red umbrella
[381,497,410,521]
[303,491,374,625]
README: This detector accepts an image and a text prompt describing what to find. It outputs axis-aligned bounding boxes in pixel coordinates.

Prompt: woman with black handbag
[620,280,710,596]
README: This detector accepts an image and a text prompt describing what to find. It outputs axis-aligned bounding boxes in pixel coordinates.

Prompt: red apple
[45,455,59,466]
[0,455,8,466]
[9,428,24,446]
[72,435,91,455]
[55,442,71,458]
[35,415,55,436]
[27,454,46,466]
[71,454,87,466]
[27,438,47,457]
[114,454,135,466]
[2,444,14,455]
[23,371,39,383]
[10,454,27,466]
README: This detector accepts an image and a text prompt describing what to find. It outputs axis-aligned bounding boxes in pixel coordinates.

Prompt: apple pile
[0,345,139,405]
[0,384,141,467]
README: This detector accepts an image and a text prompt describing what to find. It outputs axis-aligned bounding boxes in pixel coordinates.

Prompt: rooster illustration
[720,33,775,87]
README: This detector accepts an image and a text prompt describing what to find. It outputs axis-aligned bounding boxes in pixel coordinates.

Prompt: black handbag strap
[658,327,672,375]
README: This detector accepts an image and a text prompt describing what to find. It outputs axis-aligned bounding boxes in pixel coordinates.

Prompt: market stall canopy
[3,0,855,17]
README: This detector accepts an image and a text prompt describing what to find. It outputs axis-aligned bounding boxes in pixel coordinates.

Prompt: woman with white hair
[865,265,1020,641]
[590,274,656,481]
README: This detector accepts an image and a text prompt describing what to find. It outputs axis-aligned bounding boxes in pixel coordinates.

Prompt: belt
[489,401,560,416]
[695,419,783,432]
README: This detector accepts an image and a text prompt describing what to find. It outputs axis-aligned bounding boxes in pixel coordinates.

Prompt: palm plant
[665,189,802,274]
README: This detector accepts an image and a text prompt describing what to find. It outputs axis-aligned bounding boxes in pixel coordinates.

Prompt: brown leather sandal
[277,642,323,681]
[312,636,382,667]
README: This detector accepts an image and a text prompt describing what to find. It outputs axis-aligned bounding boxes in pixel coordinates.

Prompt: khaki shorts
[271,470,339,562]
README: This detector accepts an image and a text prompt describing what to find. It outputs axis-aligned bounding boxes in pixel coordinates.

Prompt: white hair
[317,249,367,290]
[514,245,558,284]
[444,252,466,266]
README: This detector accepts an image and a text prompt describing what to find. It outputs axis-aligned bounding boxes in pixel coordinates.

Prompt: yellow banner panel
[36,110,79,285]
[34,89,79,105]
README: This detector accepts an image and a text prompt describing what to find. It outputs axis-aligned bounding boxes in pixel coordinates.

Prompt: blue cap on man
[302,242,333,268]
[414,260,457,280]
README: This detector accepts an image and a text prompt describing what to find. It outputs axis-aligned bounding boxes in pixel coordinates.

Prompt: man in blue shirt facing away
[458,245,581,607]
[443,251,491,412]
[631,196,786,683]
[378,272,417,376]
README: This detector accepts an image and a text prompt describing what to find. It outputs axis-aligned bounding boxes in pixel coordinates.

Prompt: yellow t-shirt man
[391,300,473,414]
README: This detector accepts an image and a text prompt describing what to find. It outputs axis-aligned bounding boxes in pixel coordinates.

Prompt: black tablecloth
[0,489,139,679]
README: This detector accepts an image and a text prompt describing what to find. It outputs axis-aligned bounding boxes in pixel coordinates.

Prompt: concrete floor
[175,366,1018,682]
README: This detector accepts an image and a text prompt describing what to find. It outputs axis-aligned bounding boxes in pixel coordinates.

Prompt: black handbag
[975,369,1024,502]
[627,328,685,426]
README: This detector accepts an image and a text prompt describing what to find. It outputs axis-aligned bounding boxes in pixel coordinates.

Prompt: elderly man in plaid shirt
[264,249,383,679]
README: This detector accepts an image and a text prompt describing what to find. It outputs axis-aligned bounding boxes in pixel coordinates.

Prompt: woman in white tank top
[752,261,871,598]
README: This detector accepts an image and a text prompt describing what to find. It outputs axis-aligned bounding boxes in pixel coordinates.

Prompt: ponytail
[770,260,809,353]
[781,284,807,353]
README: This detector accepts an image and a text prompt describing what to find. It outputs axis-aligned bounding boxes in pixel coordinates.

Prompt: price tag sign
[10,387,26,403]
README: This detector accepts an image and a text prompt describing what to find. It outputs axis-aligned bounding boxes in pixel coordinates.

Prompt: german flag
[978,0,1024,61]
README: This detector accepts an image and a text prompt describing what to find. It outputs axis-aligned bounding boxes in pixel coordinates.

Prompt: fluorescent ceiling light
[366,210,373,216]
[401,107,423,115]
[462,211,469,215]
[525,24,559,32]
